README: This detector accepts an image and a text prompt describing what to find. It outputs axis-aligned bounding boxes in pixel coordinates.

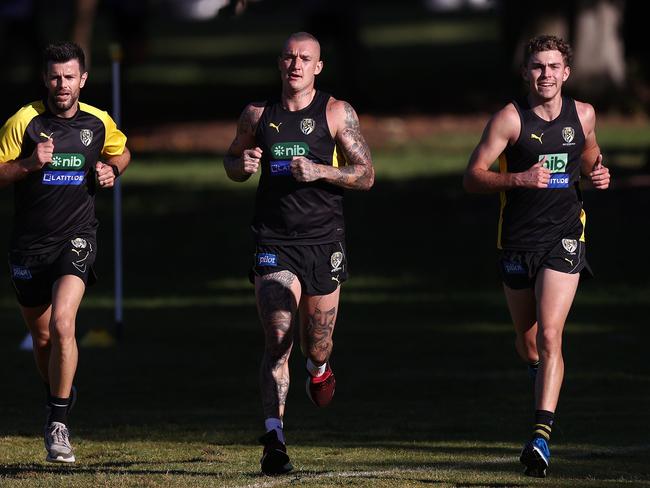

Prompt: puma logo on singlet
[269,122,282,133]
[530,132,544,144]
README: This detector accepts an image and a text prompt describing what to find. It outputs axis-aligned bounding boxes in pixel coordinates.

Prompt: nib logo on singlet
[49,153,85,170]
[270,142,310,176]
[539,153,569,188]
[43,153,86,186]
[271,142,309,159]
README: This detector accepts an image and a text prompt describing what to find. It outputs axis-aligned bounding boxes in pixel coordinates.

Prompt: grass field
[1,121,649,487]
[2,2,650,484]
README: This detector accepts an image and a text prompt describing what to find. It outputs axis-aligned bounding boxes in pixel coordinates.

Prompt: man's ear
[80,71,88,88]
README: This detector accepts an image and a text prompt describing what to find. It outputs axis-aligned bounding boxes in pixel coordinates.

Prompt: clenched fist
[519,160,551,188]
[24,138,54,172]
[290,156,322,182]
[96,161,117,188]
[242,147,262,175]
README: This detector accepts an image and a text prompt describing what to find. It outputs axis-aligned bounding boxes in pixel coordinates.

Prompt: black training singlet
[0,100,127,253]
[252,90,346,244]
[497,96,586,251]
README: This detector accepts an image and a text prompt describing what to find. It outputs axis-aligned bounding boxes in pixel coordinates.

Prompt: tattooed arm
[223,102,265,182]
[290,98,374,190]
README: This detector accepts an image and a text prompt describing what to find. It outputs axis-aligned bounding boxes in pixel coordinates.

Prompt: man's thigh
[535,268,580,330]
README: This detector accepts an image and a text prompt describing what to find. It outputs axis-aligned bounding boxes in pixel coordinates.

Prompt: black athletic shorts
[250,241,347,296]
[8,235,97,307]
[498,238,592,290]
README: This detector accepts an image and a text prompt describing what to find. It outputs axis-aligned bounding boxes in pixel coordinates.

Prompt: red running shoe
[306,362,336,407]
[259,430,293,475]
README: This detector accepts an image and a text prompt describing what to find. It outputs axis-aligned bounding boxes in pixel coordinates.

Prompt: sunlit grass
[121,120,649,188]
[1,437,647,487]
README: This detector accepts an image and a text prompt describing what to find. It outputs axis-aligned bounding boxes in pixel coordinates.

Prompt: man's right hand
[23,139,54,172]
[518,160,551,188]
[242,147,262,175]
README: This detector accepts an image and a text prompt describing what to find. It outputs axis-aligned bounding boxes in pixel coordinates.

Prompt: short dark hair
[282,31,321,59]
[523,35,573,67]
[43,42,86,72]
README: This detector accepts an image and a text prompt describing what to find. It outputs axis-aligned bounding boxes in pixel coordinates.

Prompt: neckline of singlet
[278,90,321,114]
[525,96,567,125]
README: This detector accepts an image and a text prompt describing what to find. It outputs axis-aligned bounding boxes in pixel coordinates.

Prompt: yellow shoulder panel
[0,101,45,163]
[79,102,127,157]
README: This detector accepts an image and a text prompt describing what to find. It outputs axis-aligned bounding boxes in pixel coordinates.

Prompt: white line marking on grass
[238,467,434,488]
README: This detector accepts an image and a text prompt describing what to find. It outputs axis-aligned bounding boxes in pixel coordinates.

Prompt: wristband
[109,164,120,178]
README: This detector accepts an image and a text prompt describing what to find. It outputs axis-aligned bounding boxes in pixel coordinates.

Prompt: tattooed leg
[300,287,341,366]
[255,271,301,419]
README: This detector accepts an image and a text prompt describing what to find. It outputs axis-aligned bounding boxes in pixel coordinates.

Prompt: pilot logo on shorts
[562,126,575,144]
[300,118,315,135]
[257,253,278,267]
[562,238,578,254]
[502,260,526,275]
[80,129,93,146]
[330,251,343,272]
[11,265,32,280]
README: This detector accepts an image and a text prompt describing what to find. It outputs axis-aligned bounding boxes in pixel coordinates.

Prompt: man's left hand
[291,157,322,182]
[96,161,117,188]
[590,154,610,190]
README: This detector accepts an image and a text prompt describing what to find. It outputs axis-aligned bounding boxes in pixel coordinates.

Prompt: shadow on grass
[0,169,648,484]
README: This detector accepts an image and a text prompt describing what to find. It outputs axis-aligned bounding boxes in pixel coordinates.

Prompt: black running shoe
[259,429,293,476]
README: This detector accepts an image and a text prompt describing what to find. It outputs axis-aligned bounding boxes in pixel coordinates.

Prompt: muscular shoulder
[326,97,359,136]
[574,100,596,133]
[240,101,266,130]
[485,102,521,145]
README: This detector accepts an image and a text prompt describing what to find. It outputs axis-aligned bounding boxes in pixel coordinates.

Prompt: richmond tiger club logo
[70,238,92,273]
[562,238,578,254]
[562,126,575,144]
[80,129,93,146]
[330,251,343,272]
[300,118,315,135]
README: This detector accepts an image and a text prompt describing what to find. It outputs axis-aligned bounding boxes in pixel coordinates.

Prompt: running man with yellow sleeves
[463,35,610,477]
[0,41,130,463]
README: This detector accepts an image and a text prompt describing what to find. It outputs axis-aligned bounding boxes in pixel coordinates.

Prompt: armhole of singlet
[570,97,587,141]
[323,94,336,140]
[509,100,525,147]
[254,101,271,140]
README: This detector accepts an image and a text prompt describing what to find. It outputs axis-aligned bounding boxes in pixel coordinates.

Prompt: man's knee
[515,335,538,363]
[538,327,563,354]
[31,330,51,350]
[50,315,76,342]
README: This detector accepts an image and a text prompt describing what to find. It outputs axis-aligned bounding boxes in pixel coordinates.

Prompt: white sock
[264,417,285,443]
[306,358,327,377]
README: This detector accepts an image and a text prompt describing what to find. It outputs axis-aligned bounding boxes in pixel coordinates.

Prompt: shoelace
[49,423,71,448]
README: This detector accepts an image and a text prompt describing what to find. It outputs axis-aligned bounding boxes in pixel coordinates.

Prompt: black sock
[533,409,554,441]
[527,361,539,381]
[47,396,70,424]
